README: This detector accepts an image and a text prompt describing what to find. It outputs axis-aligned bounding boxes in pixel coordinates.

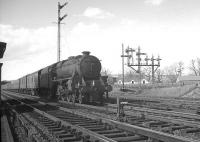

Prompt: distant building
[177,76,200,85]
[116,74,149,85]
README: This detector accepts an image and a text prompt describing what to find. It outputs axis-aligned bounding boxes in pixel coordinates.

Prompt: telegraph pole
[151,55,155,83]
[121,44,125,91]
[57,2,67,62]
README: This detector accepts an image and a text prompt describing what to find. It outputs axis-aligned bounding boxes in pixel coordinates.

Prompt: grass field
[110,84,200,98]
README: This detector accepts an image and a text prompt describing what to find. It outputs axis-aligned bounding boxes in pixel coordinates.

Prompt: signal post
[121,44,161,84]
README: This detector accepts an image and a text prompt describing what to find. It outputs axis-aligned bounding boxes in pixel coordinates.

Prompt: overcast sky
[0,0,200,80]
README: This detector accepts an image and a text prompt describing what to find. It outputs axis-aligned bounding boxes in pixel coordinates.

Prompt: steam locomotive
[2,51,111,104]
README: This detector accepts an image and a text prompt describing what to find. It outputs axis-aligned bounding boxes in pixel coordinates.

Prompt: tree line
[101,58,200,84]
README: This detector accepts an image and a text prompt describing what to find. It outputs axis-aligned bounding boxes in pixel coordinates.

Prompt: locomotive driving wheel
[72,94,76,104]
[60,95,65,101]
[56,90,61,100]
[78,93,83,104]
[66,95,71,102]
[56,85,65,101]
[31,90,35,96]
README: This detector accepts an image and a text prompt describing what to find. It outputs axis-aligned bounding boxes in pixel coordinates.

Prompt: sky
[0,0,200,80]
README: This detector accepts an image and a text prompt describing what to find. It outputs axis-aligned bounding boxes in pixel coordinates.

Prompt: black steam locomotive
[3,51,111,103]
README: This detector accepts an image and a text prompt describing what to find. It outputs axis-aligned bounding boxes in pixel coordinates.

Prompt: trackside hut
[177,76,200,85]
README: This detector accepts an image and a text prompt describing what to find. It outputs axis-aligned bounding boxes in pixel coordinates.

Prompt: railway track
[1,93,162,142]
[4,90,199,124]
[2,90,200,142]
[110,94,200,113]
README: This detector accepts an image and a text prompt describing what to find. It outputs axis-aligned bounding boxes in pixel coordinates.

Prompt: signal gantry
[121,44,161,89]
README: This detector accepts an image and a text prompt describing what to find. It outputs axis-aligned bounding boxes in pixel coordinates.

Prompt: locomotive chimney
[82,51,90,56]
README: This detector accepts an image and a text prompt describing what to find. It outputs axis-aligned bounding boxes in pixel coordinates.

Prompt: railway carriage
[2,82,11,90]
[19,75,27,93]
[11,80,19,91]
[26,71,39,96]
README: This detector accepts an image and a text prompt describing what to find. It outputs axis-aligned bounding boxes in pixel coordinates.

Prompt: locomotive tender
[3,51,110,103]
